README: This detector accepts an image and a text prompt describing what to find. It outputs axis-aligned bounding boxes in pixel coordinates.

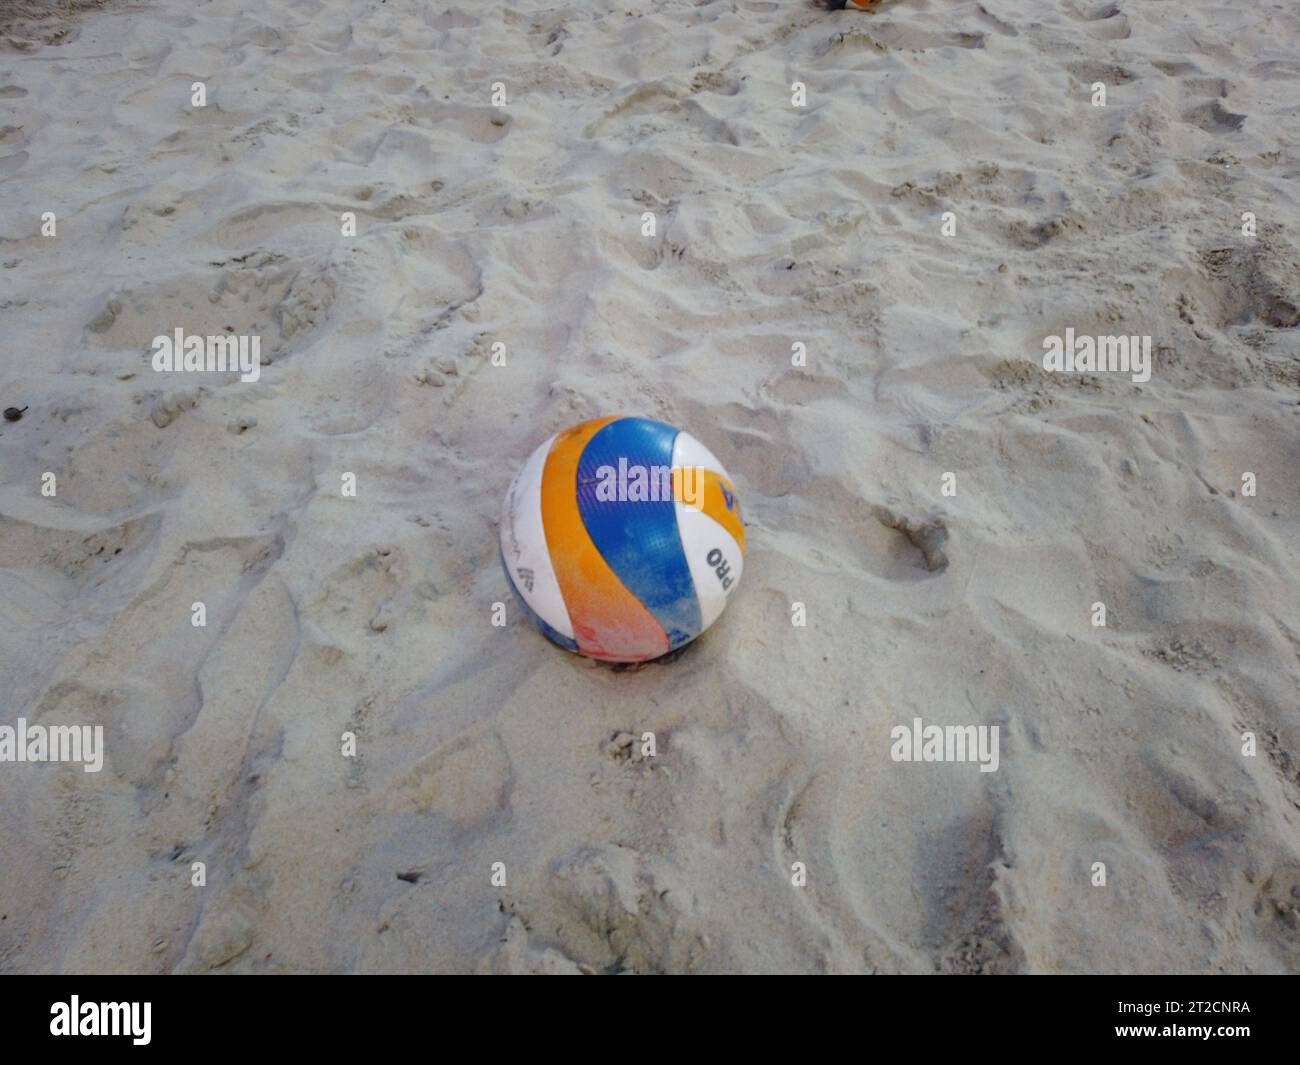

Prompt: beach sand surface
[0,0,1297,973]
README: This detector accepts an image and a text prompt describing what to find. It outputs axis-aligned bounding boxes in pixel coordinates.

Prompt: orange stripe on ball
[541,417,670,661]
[673,467,745,554]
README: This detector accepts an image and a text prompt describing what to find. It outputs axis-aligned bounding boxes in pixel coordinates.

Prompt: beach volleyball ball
[499,415,745,662]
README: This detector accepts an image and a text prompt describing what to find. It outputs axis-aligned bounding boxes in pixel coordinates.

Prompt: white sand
[0,0,1297,974]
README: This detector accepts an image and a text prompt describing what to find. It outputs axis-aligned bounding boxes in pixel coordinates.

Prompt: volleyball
[499,416,746,662]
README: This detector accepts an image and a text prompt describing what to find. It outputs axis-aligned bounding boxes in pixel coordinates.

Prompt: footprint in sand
[1066,1,1132,40]
[1184,100,1247,133]
[583,82,739,146]
[384,726,512,823]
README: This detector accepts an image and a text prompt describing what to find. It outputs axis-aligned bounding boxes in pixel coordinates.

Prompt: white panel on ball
[498,434,574,639]
[672,430,743,632]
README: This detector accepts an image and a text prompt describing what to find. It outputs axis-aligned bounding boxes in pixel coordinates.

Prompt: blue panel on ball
[499,544,579,653]
[576,417,701,648]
